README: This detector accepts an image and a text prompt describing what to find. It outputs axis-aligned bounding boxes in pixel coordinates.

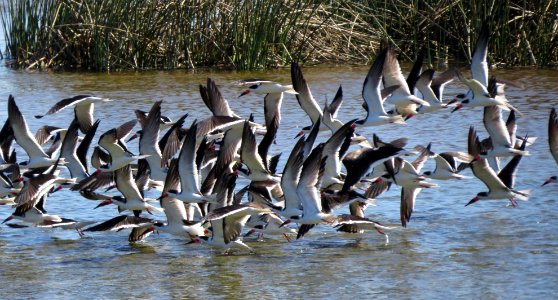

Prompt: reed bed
[1,0,557,71]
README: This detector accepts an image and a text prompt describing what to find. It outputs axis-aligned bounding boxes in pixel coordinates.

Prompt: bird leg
[283,233,292,242]
[509,198,518,207]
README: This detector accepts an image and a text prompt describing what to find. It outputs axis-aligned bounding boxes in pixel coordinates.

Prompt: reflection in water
[0,60,558,298]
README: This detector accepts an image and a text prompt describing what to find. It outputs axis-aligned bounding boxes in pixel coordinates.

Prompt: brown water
[1,37,558,299]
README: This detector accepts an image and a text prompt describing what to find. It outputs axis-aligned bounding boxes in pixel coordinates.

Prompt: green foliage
[1,0,557,71]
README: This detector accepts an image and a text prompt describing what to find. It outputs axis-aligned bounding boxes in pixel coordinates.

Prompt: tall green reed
[1,0,557,71]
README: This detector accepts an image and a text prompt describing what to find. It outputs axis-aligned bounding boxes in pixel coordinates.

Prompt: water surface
[1,46,558,298]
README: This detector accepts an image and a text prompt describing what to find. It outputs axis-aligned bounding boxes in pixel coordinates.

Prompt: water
[1,48,558,298]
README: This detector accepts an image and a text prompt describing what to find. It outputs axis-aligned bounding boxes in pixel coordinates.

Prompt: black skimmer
[159,113,189,168]
[8,95,61,169]
[320,119,357,190]
[97,128,149,172]
[83,214,155,242]
[335,214,394,243]
[239,80,297,97]
[465,127,530,207]
[449,20,489,106]
[201,77,240,118]
[35,95,111,134]
[160,123,215,203]
[59,119,99,181]
[195,79,249,145]
[416,144,471,180]
[240,120,279,183]
[480,105,528,159]
[543,108,558,186]
[3,173,65,226]
[382,47,430,117]
[94,165,163,215]
[341,138,413,192]
[416,68,456,114]
[452,75,520,113]
[200,201,271,253]
[147,159,207,240]
[280,144,340,239]
[387,152,438,227]
[136,101,166,185]
[134,109,174,128]
[244,213,296,242]
[275,136,305,219]
[237,80,286,168]
[356,48,405,126]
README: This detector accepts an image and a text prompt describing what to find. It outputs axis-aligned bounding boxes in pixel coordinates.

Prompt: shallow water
[1,43,558,299]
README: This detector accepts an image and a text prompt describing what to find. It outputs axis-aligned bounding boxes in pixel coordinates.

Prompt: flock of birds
[1,22,556,254]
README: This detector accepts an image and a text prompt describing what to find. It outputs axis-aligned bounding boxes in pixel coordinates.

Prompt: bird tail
[418,181,438,188]
[147,204,165,213]
[512,149,529,156]
[513,189,531,201]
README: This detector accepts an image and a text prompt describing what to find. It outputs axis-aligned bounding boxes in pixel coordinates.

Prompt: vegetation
[1,0,557,71]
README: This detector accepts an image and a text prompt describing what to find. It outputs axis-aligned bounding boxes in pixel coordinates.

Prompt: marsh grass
[1,0,557,71]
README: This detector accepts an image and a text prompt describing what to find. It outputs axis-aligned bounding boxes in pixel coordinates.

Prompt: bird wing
[549,108,558,165]
[240,120,269,177]
[74,103,94,133]
[139,101,163,165]
[263,92,283,128]
[471,21,489,87]
[327,86,344,119]
[34,125,62,145]
[296,145,326,215]
[76,119,100,171]
[416,69,440,104]
[84,215,153,232]
[483,106,511,148]
[281,137,305,212]
[115,119,138,141]
[177,122,201,194]
[115,165,143,200]
[8,96,49,158]
[60,119,88,179]
[400,187,421,227]
[14,174,57,208]
[470,158,508,193]
[35,95,91,117]
[206,78,236,117]
[362,48,389,117]
[291,62,323,125]
[161,197,189,226]
[382,48,412,97]
[431,67,457,101]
